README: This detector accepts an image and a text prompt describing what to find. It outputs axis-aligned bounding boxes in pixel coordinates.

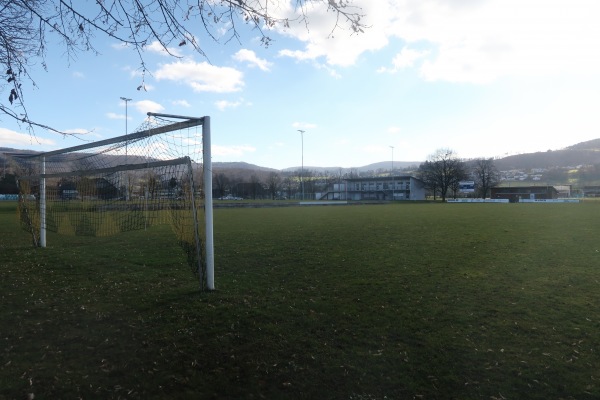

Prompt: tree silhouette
[418,148,466,202]
[472,158,500,198]
[1,0,366,134]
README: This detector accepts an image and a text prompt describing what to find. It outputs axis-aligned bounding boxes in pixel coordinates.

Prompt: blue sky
[2,0,600,170]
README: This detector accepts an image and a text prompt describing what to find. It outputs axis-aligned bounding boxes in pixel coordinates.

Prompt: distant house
[554,185,572,198]
[53,178,119,200]
[318,176,426,201]
[490,186,558,202]
[58,181,78,200]
[94,178,120,200]
[228,181,267,200]
[582,186,600,198]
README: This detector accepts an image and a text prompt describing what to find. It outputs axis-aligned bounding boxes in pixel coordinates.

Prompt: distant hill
[4,138,600,175]
[494,138,600,170]
[355,161,423,172]
[211,162,280,183]
[0,147,37,157]
[565,138,600,151]
[282,161,421,174]
[212,162,278,172]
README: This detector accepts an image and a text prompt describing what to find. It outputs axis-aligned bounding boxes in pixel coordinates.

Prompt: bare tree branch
[1,0,367,136]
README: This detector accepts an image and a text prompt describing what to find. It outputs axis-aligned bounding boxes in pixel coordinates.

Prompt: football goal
[10,113,214,291]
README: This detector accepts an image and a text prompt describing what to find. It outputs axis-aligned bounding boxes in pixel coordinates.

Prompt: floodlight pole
[390,145,394,201]
[121,97,132,201]
[298,130,305,200]
[120,97,132,154]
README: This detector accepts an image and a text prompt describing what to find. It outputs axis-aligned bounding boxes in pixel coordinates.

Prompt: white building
[318,176,426,201]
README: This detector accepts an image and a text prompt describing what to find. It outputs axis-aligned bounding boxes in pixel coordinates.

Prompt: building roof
[491,186,558,193]
[344,176,421,182]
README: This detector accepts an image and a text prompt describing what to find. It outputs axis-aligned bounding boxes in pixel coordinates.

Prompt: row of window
[353,182,410,191]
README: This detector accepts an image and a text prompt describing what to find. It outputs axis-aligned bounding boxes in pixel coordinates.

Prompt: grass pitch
[1,201,600,399]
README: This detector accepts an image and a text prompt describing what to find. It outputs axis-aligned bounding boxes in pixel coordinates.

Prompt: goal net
[10,113,214,291]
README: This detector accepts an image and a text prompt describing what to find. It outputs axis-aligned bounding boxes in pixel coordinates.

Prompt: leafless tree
[249,174,261,200]
[347,168,359,179]
[281,174,295,199]
[1,0,367,134]
[213,172,230,198]
[321,170,336,192]
[418,160,438,200]
[449,168,469,199]
[418,148,466,202]
[0,173,18,194]
[265,171,281,199]
[472,158,500,198]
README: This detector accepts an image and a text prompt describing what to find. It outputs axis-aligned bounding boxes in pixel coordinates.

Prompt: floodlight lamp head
[120,97,132,102]
[297,129,305,133]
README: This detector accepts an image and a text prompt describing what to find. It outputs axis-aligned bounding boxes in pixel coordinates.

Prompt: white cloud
[124,65,143,79]
[268,141,286,149]
[106,112,125,120]
[277,0,391,66]
[333,137,350,146]
[134,100,165,114]
[212,145,256,156]
[389,0,600,83]
[233,49,273,71]
[0,128,55,146]
[463,86,600,157]
[111,42,129,51]
[215,100,242,111]
[155,61,244,93]
[378,46,430,73]
[275,0,600,83]
[278,48,315,62]
[292,122,317,130]
[314,62,342,79]
[172,99,191,107]
[72,71,85,79]
[362,144,388,154]
[140,84,154,91]
[145,40,184,57]
[215,98,251,111]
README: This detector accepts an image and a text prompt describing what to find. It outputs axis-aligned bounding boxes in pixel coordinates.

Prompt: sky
[1,0,600,170]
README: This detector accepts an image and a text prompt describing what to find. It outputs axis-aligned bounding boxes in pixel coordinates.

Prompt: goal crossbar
[22,118,205,159]
[18,157,191,180]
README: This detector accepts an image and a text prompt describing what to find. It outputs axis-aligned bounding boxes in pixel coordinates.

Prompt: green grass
[2,201,600,399]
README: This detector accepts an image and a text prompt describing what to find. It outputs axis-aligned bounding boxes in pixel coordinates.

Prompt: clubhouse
[318,176,426,201]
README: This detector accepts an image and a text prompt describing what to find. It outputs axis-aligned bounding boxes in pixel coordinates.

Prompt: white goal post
[12,113,214,291]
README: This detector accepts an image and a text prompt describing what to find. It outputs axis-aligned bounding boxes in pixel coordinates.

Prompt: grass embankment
[1,201,600,399]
